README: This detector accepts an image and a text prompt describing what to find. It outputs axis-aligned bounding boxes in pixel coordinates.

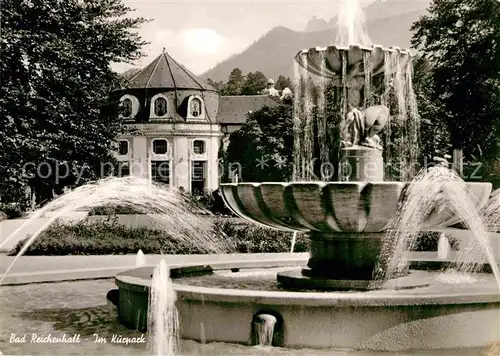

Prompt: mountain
[305,16,329,33]
[201,8,428,82]
[363,0,431,22]
[305,0,431,32]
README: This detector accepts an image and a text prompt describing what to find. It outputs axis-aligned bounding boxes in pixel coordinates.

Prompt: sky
[115,0,380,75]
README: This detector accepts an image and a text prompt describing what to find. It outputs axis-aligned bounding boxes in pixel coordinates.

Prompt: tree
[411,56,451,161]
[241,71,268,95]
[225,103,294,182]
[206,78,224,91]
[275,75,292,91]
[411,0,500,166]
[217,70,291,96]
[220,68,244,95]
[0,0,147,208]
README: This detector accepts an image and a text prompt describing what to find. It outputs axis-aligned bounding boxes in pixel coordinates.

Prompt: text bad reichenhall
[10,333,147,345]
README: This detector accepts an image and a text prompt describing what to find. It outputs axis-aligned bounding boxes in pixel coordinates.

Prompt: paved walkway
[0,253,309,285]
[1,225,498,286]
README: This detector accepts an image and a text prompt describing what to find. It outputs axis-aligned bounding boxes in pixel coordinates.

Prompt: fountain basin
[114,258,500,351]
[220,182,492,232]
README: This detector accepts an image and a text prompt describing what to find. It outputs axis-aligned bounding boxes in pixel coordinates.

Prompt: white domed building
[114,49,280,193]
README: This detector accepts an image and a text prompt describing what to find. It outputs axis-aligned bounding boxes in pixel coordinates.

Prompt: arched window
[119,95,139,119]
[154,97,168,117]
[122,98,133,117]
[190,98,202,117]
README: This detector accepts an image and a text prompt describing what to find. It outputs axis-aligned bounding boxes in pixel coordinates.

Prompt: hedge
[8,217,308,256]
[8,216,457,256]
[87,189,234,217]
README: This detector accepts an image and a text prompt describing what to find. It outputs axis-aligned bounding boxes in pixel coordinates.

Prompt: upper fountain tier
[295,44,413,80]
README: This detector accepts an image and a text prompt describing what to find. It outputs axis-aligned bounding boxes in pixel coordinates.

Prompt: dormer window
[193,140,205,154]
[122,98,133,118]
[119,94,139,119]
[191,98,201,117]
[118,140,129,155]
[152,139,168,155]
[150,94,170,119]
[187,95,205,120]
[154,97,167,116]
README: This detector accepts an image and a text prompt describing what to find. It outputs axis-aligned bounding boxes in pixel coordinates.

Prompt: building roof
[217,95,280,124]
[127,49,217,91]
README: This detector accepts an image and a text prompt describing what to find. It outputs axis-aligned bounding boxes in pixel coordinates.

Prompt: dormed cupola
[117,48,220,123]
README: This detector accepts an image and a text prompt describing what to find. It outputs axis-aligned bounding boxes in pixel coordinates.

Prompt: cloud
[180,28,226,56]
[115,24,250,75]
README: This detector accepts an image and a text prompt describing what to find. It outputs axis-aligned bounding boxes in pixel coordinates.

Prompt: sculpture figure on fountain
[340,104,389,151]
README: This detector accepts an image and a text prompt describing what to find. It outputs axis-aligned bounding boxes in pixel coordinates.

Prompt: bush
[10,215,453,256]
[187,189,235,216]
[0,203,25,219]
[9,217,208,256]
[88,204,145,216]
[11,215,458,257]
[87,189,235,217]
[214,219,309,253]
[9,217,307,256]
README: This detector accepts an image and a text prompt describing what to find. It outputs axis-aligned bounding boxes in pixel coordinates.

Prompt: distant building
[261,78,280,97]
[114,49,280,193]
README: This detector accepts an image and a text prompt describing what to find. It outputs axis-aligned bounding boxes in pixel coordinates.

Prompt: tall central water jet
[334,0,371,47]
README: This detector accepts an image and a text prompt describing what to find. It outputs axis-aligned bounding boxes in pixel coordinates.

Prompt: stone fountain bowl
[294,44,413,80]
[220,182,492,233]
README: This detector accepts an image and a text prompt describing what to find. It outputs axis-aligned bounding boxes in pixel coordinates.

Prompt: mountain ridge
[304,0,431,32]
[201,7,427,82]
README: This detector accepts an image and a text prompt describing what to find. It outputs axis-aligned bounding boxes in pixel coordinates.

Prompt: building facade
[114,50,280,193]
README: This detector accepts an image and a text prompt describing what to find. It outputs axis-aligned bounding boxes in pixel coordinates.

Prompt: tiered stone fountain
[114,43,499,352]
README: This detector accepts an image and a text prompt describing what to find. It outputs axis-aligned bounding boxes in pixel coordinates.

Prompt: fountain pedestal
[305,232,382,279]
[278,232,385,291]
[341,147,384,181]
[276,146,385,290]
